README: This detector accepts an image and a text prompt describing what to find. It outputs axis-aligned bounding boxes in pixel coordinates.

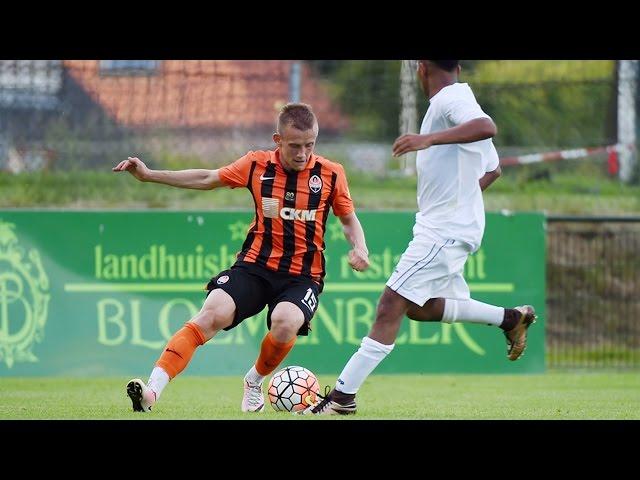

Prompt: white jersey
[414,82,499,252]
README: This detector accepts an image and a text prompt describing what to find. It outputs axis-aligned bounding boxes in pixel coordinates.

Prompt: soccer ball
[267,366,320,412]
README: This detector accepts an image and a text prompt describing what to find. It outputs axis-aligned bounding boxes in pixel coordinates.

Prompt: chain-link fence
[3,60,636,176]
[469,61,639,193]
[547,217,640,369]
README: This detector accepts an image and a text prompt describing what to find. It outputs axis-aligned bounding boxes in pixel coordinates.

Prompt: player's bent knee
[199,289,236,328]
[203,307,235,331]
[270,313,303,337]
[194,299,235,334]
[407,299,444,322]
[270,302,305,332]
[406,308,426,321]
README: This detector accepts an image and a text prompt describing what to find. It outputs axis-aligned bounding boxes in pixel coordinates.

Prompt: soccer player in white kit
[304,60,536,415]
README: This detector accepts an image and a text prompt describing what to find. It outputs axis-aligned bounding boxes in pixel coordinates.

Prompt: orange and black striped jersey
[218,148,354,285]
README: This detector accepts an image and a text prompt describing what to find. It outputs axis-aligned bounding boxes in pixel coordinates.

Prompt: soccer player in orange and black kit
[113,103,370,413]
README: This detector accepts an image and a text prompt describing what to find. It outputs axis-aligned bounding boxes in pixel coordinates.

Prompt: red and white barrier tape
[500,143,635,167]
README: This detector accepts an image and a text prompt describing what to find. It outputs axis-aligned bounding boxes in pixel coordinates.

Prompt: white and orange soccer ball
[267,366,320,412]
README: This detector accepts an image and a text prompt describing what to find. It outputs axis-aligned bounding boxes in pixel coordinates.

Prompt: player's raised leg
[407,298,537,360]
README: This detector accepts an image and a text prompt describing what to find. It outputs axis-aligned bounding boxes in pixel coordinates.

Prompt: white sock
[147,366,170,400]
[442,298,504,326]
[335,336,394,394]
[244,365,265,385]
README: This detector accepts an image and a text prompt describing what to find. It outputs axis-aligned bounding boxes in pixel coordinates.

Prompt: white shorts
[386,236,471,307]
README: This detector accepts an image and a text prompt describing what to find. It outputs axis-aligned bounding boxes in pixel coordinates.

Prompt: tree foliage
[309,60,618,148]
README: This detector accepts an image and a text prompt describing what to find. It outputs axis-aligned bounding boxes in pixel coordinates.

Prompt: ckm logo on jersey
[280,208,317,221]
[0,220,50,368]
[308,175,322,194]
[263,198,317,221]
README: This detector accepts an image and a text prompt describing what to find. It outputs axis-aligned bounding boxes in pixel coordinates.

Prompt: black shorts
[205,261,321,336]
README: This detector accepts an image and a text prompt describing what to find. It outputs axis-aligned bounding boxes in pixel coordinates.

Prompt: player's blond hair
[277,103,317,133]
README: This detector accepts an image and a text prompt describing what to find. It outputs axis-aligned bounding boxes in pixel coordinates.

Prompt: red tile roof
[63,60,348,132]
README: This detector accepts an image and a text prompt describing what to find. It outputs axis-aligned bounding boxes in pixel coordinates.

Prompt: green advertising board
[0,211,545,376]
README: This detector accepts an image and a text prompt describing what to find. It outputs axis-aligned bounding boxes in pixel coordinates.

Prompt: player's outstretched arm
[392,118,497,157]
[112,156,226,190]
[479,165,502,191]
[338,212,370,272]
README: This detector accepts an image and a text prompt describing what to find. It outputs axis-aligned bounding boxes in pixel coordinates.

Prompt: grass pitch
[1,372,638,420]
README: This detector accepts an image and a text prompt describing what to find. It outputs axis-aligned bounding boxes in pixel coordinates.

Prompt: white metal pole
[617,60,638,183]
[399,60,418,176]
[289,61,301,103]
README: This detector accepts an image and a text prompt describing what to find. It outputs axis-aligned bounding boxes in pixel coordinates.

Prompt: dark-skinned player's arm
[112,156,226,190]
[392,117,497,157]
[479,165,501,191]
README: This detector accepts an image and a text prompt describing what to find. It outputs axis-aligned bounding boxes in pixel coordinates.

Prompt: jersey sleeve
[331,164,355,217]
[484,143,500,172]
[218,152,254,189]
[444,98,491,126]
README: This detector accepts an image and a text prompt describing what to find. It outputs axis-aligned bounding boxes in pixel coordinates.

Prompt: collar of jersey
[429,82,468,102]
